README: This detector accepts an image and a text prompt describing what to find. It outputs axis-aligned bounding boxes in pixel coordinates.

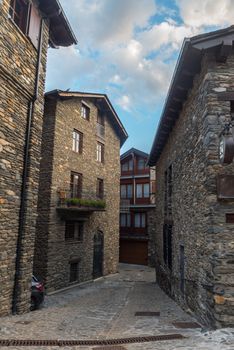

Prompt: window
[9,0,30,34]
[70,172,82,198]
[136,183,150,198]
[65,222,83,241]
[120,184,132,199]
[143,183,149,198]
[69,261,80,283]
[137,158,146,170]
[121,159,133,172]
[9,0,40,48]
[72,130,83,153]
[97,142,104,163]
[120,213,131,227]
[97,178,104,199]
[81,103,90,120]
[134,213,146,228]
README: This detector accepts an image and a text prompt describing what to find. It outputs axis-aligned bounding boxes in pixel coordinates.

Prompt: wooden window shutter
[28,3,41,48]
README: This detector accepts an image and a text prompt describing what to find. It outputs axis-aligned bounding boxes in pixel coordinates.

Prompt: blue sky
[45,0,233,154]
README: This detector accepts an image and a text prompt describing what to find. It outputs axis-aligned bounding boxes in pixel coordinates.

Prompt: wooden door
[119,239,148,265]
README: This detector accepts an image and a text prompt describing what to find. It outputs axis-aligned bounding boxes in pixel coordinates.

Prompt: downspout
[12,18,45,315]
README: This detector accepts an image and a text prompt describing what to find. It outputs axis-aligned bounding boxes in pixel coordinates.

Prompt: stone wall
[147,208,157,267]
[0,0,49,315]
[34,96,121,292]
[154,51,234,328]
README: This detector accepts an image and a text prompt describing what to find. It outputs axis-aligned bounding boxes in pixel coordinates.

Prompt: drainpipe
[12,18,45,315]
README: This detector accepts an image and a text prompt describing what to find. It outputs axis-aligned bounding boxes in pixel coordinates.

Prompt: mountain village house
[148,26,234,328]
[0,0,76,316]
[33,90,128,292]
[119,148,156,266]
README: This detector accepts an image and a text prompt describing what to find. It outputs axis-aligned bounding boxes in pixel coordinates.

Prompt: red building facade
[119,148,156,266]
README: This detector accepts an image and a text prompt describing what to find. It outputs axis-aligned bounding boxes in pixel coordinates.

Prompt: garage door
[119,239,148,265]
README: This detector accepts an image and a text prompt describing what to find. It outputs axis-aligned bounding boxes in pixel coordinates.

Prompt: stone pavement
[0,264,233,349]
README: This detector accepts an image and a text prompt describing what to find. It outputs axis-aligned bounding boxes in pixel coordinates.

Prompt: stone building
[119,148,156,266]
[0,0,76,316]
[148,26,234,328]
[34,90,128,292]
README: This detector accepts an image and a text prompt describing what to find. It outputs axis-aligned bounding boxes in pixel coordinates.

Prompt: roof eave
[148,25,234,166]
[45,90,128,146]
[39,0,77,47]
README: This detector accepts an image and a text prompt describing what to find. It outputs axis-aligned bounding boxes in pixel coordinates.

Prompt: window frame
[72,129,83,154]
[97,178,104,199]
[136,183,150,198]
[65,221,84,242]
[70,172,82,198]
[97,142,104,163]
[9,0,30,34]
[120,213,131,227]
[120,184,133,199]
[137,158,146,170]
[81,103,90,120]
[134,212,146,228]
[121,159,133,172]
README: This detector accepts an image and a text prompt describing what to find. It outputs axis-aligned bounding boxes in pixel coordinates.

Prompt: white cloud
[177,0,234,27]
[60,0,156,48]
[45,0,234,128]
[117,95,132,111]
[138,22,199,55]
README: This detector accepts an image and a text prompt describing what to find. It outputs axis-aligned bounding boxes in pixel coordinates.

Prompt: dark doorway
[180,245,185,296]
[93,231,104,279]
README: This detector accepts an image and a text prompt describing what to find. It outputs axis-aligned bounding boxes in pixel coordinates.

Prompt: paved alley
[0,264,233,349]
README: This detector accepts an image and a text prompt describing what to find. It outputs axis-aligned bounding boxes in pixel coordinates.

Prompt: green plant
[65,198,106,209]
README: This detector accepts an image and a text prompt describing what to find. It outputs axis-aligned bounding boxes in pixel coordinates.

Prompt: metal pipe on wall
[12,18,45,315]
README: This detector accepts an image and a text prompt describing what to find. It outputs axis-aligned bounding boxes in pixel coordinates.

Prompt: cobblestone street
[0,264,233,350]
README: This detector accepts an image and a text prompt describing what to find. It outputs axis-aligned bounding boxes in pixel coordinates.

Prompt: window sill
[65,240,83,244]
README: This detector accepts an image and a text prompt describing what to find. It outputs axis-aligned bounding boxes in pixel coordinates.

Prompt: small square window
[81,103,90,120]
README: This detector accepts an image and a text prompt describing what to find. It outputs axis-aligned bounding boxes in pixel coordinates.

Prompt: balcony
[96,123,105,139]
[57,189,106,220]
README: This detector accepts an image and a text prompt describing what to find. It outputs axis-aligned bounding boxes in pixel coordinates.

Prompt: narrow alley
[0,264,233,350]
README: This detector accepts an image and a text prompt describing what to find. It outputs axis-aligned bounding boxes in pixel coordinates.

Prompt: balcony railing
[120,199,130,213]
[57,189,106,216]
[96,123,105,139]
